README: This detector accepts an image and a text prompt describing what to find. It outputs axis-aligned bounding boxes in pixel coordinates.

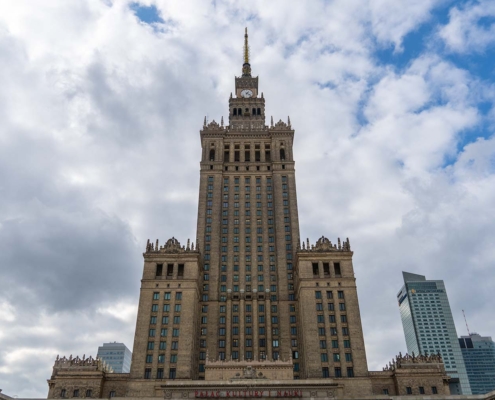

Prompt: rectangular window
[432,387,438,394]
[322,367,330,378]
[345,353,352,362]
[334,367,342,377]
[172,328,180,337]
[406,387,412,395]
[333,353,340,362]
[339,303,346,311]
[329,315,336,323]
[315,291,322,299]
[147,341,154,350]
[347,367,354,377]
[419,387,425,394]
[153,292,160,300]
[151,304,158,312]
[149,329,156,337]
[160,328,167,337]
[150,316,157,324]
[321,353,328,362]
[144,368,152,379]
[158,354,165,363]
[157,368,164,379]
[334,262,341,276]
[170,354,177,363]
[344,340,351,348]
[328,303,335,311]
[332,340,339,348]
[174,304,181,312]
[159,341,166,350]
[175,292,182,300]
[169,368,176,379]
[320,340,327,349]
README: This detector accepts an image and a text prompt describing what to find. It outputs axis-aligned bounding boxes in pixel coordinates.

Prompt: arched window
[252,108,256,115]
[209,149,215,161]
[238,108,242,115]
[257,108,261,115]
[233,108,237,116]
[280,148,286,161]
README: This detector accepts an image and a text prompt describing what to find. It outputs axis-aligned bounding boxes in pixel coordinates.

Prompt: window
[170,354,178,363]
[339,303,346,311]
[150,316,157,324]
[73,390,79,397]
[382,389,389,395]
[153,292,160,300]
[85,390,92,397]
[144,368,152,379]
[174,305,181,312]
[315,291,322,299]
[157,368,164,379]
[147,341,154,350]
[341,315,347,323]
[151,304,158,312]
[159,341,166,350]
[342,327,349,335]
[320,340,327,349]
[330,327,338,335]
[334,262,341,276]
[322,367,330,378]
[173,328,180,337]
[109,391,116,398]
[317,315,324,323]
[345,353,352,362]
[347,367,354,377]
[344,340,351,348]
[146,354,153,363]
[338,291,344,299]
[160,328,167,337]
[149,329,156,337]
[419,387,425,394]
[406,387,412,395]
[329,315,336,323]
[332,340,339,348]
[432,387,438,394]
[272,340,279,348]
[175,292,182,300]
[328,303,335,311]
[169,368,176,379]
[321,353,328,362]
[334,367,342,377]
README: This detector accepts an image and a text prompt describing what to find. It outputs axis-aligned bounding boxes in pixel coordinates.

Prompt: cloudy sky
[1,0,495,396]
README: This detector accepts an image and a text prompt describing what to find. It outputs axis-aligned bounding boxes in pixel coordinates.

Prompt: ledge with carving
[382,351,443,371]
[297,236,351,253]
[52,355,113,372]
[145,237,200,254]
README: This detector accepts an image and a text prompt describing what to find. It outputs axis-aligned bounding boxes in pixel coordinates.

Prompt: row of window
[151,304,182,312]
[320,340,351,349]
[149,328,180,337]
[321,352,352,362]
[322,367,354,378]
[319,327,350,336]
[145,367,175,379]
[316,290,344,299]
[146,353,178,363]
[317,314,348,323]
[316,303,347,312]
[152,292,182,300]
[207,176,287,184]
[200,326,289,339]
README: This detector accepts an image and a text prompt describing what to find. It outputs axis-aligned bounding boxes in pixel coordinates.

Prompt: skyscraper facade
[397,272,471,394]
[97,342,132,373]
[47,30,455,400]
[459,334,495,394]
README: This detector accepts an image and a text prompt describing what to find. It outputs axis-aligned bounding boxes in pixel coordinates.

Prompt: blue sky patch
[130,3,164,24]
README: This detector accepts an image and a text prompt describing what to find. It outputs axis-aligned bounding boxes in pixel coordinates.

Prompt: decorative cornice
[297,236,351,253]
[145,237,199,254]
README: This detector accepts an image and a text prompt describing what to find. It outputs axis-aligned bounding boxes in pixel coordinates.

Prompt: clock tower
[229,28,265,130]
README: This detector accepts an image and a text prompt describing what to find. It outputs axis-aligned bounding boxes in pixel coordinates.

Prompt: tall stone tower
[129,27,368,383]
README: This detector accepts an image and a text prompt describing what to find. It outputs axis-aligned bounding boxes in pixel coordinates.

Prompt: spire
[242,27,252,77]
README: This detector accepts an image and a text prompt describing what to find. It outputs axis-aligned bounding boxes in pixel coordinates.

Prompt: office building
[397,272,471,394]
[97,342,132,373]
[459,334,495,394]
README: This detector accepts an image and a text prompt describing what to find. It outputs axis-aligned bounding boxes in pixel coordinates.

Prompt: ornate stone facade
[44,29,495,400]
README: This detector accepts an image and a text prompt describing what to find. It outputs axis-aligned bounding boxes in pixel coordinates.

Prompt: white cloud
[439,0,495,53]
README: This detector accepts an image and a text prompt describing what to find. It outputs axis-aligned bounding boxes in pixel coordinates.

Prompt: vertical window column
[265,291,273,360]
[226,290,232,359]
[252,290,259,358]
[240,293,245,360]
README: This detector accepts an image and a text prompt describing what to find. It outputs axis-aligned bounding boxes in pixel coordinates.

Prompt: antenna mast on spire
[244,27,250,64]
[242,27,252,77]
[462,309,471,335]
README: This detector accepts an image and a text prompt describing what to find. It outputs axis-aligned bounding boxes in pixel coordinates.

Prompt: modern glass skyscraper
[459,334,495,394]
[97,342,132,373]
[397,272,471,395]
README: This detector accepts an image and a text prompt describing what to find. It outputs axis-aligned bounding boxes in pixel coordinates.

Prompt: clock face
[241,89,253,98]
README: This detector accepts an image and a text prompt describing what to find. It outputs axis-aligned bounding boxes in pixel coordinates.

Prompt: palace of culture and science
[45,30,485,400]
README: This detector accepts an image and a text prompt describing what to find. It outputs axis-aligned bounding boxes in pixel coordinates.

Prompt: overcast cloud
[1,0,494,396]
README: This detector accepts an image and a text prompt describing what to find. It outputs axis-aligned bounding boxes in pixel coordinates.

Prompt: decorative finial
[242,28,251,77]
[204,116,206,126]
[288,116,291,126]
[271,116,273,127]
[221,116,224,127]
